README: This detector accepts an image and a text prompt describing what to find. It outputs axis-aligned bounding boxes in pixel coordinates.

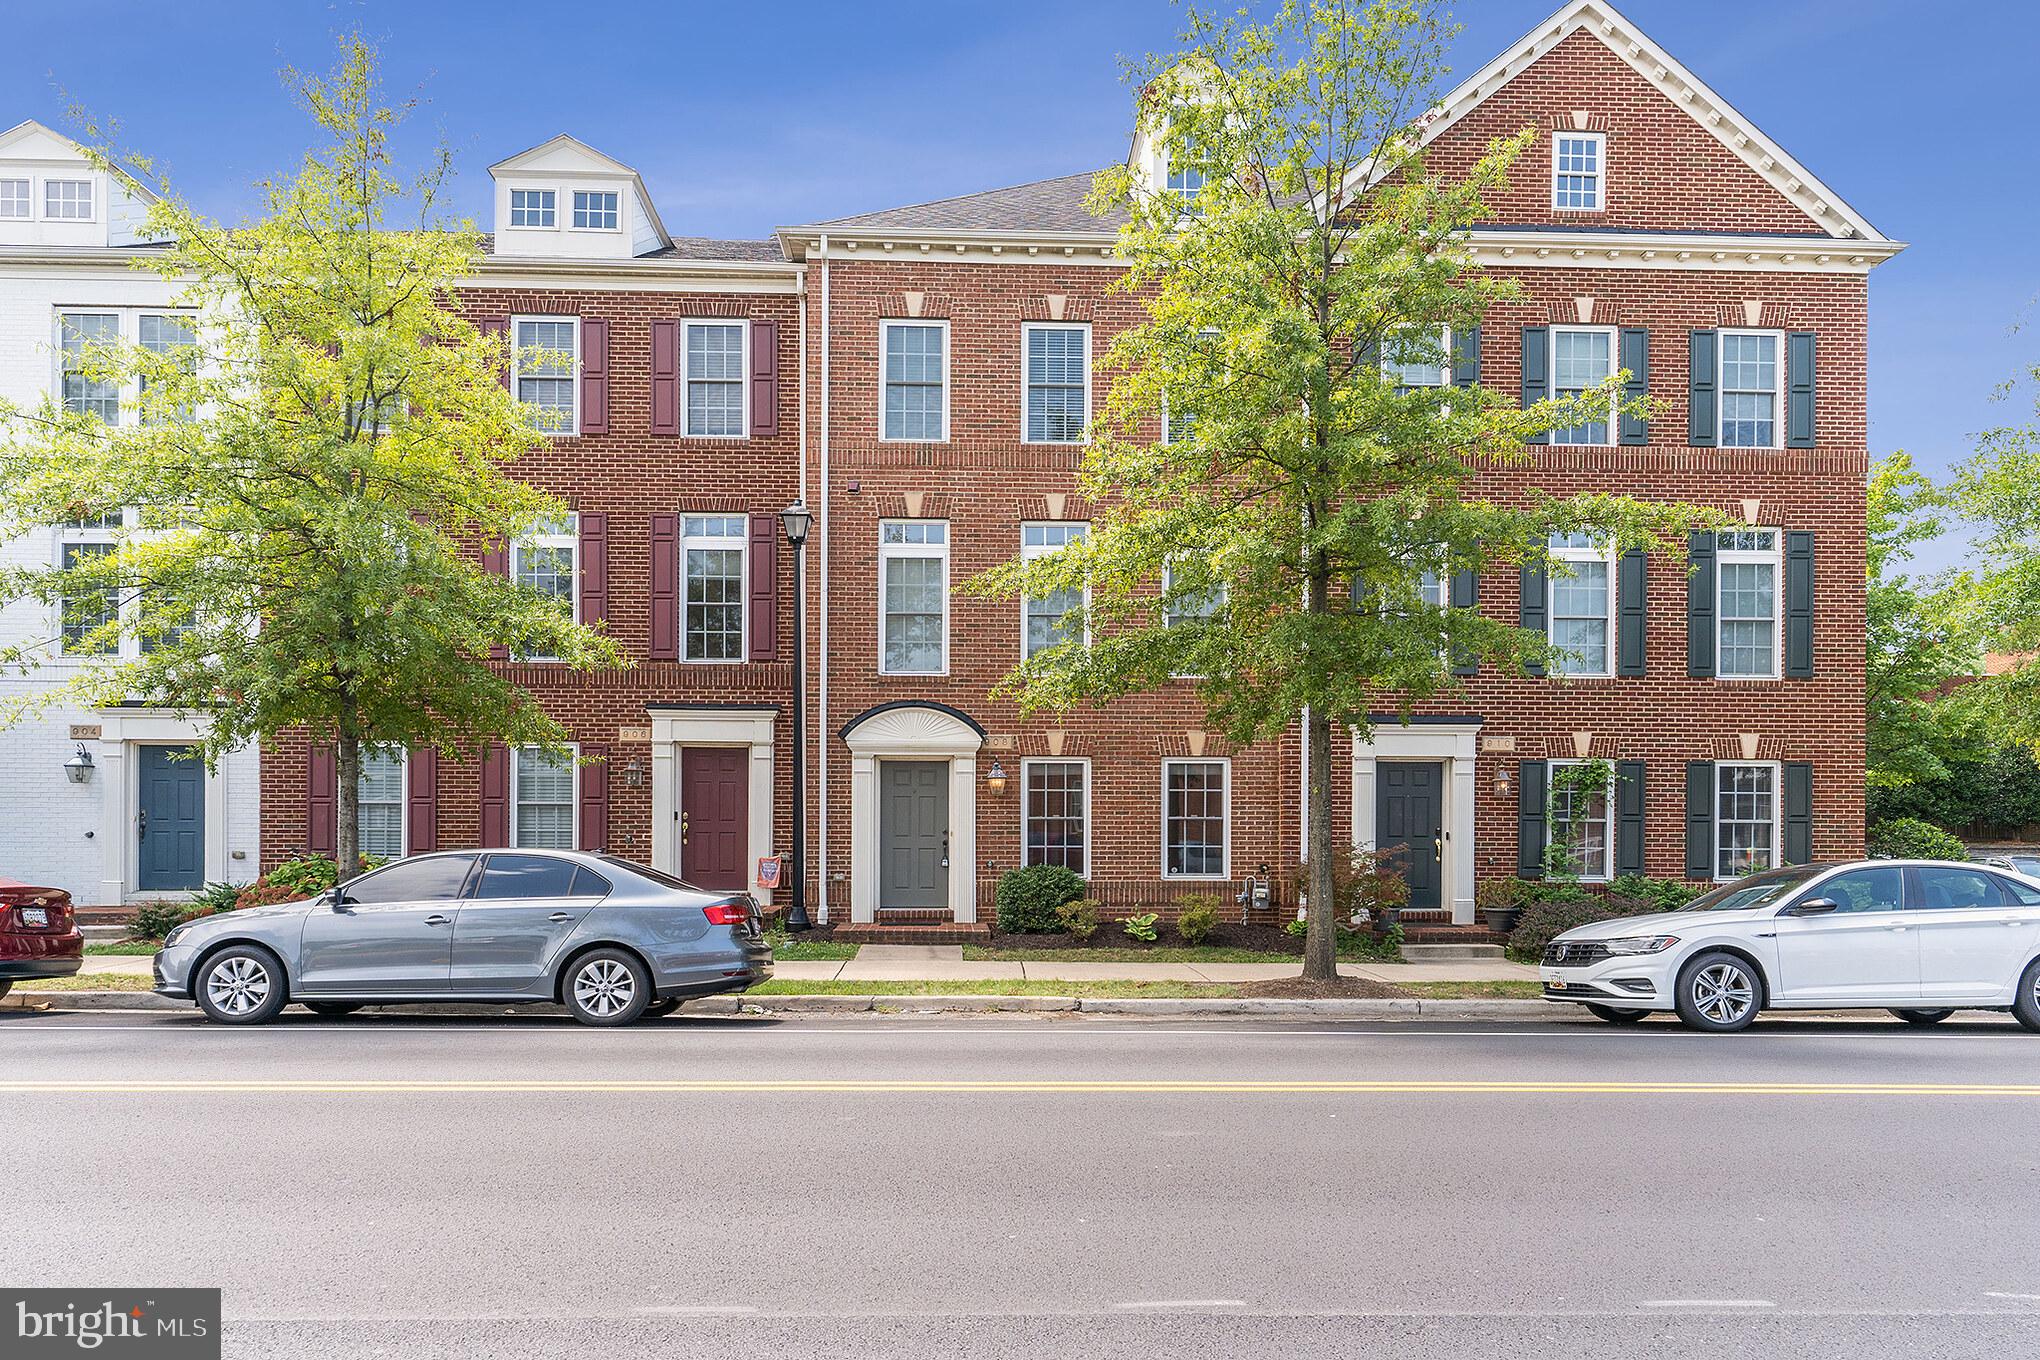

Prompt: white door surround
[648,704,777,904]
[91,709,231,903]
[841,702,983,923]
[1351,719,1481,925]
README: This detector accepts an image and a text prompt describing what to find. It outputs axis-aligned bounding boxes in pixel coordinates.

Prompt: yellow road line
[3,1079,2040,1096]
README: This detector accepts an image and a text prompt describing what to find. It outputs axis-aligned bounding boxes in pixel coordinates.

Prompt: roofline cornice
[1465,228,1905,273]
[777,227,1121,264]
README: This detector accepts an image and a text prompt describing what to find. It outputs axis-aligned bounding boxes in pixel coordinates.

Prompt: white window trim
[878,318,950,443]
[511,314,580,437]
[0,177,30,219]
[569,189,623,233]
[508,187,559,231]
[1020,522,1089,658]
[877,520,950,676]
[51,308,200,426]
[511,515,580,663]
[511,743,580,851]
[680,514,749,663]
[1716,328,1784,451]
[356,747,409,861]
[1548,757,1615,883]
[1020,321,1092,446]
[1715,527,1783,681]
[1381,324,1454,390]
[1551,131,1606,213]
[1020,757,1093,879]
[1546,536,1616,678]
[1548,325,1619,447]
[1712,759,1782,883]
[1161,756,1231,880]
[53,508,193,662]
[42,177,97,223]
[681,318,749,440]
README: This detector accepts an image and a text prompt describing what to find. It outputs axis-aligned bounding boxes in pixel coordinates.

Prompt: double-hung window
[1715,761,1778,879]
[59,313,121,422]
[1023,759,1089,875]
[512,515,577,661]
[1719,331,1780,449]
[0,179,28,218]
[1550,327,1613,444]
[879,521,947,674]
[57,534,117,656]
[571,190,618,230]
[1163,759,1228,878]
[1021,522,1087,657]
[512,747,576,850]
[512,317,578,432]
[510,188,556,227]
[44,178,93,220]
[1164,559,1225,629]
[357,750,406,862]
[881,321,946,441]
[682,515,747,662]
[1552,133,1603,211]
[1716,528,1780,679]
[1024,324,1089,443]
[684,321,746,437]
[138,314,196,420]
[1384,325,1451,392]
[1547,532,1613,676]
[1548,759,1614,881]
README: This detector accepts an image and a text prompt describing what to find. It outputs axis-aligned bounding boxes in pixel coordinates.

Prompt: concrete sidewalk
[775,943,1536,985]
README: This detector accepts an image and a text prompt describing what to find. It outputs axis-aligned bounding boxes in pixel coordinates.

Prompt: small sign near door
[756,856,783,890]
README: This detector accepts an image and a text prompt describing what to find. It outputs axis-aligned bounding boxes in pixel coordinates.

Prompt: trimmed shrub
[1507,897,1632,963]
[1175,894,1221,945]
[1867,817,1968,862]
[233,854,345,912]
[1606,874,1702,912]
[1055,898,1101,940]
[128,897,198,942]
[1121,911,1160,942]
[994,864,1085,934]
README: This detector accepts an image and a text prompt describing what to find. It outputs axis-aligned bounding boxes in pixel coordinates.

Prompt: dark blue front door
[1377,761,1443,910]
[138,745,204,891]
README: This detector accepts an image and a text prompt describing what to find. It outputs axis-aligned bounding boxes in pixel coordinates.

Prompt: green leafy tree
[966,0,1710,980]
[0,39,624,878]
[1865,452,1979,787]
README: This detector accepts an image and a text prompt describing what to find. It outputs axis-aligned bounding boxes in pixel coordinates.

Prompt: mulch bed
[1236,975,1411,999]
[984,922,1307,953]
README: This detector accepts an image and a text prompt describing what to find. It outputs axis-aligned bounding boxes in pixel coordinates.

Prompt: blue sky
[7,0,2035,561]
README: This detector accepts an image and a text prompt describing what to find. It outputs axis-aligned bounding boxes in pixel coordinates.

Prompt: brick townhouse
[1,0,1903,927]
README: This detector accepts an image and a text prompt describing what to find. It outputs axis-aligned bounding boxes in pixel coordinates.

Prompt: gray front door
[1377,761,1444,911]
[137,745,204,891]
[879,761,948,910]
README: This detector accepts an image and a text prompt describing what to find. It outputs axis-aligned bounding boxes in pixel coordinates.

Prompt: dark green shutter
[1785,530,1814,677]
[1685,761,1715,879]
[1517,760,1549,879]
[1358,334,1380,376]
[1449,568,1480,676]
[1688,330,1717,447]
[1785,332,1816,448]
[1452,326,1481,388]
[1783,762,1813,864]
[1686,531,1716,678]
[1521,326,1549,445]
[1349,571,1369,608]
[1617,549,1647,676]
[1519,562,1548,676]
[1618,327,1650,445]
[1615,760,1646,876]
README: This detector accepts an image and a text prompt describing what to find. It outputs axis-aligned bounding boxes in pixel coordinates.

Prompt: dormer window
[1166,161,1205,204]
[0,179,27,219]
[572,190,618,230]
[510,189,555,228]
[44,179,94,221]
[1552,133,1603,212]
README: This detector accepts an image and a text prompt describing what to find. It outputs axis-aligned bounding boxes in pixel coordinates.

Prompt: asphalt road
[5,1009,2040,1359]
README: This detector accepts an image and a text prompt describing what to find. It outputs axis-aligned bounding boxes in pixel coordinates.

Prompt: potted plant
[1476,877,1526,936]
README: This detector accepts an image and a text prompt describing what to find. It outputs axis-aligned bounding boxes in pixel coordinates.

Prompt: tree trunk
[1302,703,1338,981]
[335,713,361,883]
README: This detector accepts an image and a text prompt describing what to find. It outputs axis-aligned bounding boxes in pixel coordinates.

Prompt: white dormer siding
[487,134,671,261]
[0,120,164,251]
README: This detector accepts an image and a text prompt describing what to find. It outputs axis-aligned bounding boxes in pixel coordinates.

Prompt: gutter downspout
[795,261,812,921]
[815,235,832,924]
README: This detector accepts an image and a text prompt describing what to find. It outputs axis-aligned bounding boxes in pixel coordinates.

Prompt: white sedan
[1540,859,2040,1032]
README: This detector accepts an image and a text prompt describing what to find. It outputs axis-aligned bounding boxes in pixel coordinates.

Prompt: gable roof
[797,171,1122,236]
[488,133,671,253]
[1361,0,1884,242]
[0,119,160,203]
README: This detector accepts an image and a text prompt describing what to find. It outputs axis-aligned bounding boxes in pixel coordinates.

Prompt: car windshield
[2013,856,2040,877]
[1682,866,1822,911]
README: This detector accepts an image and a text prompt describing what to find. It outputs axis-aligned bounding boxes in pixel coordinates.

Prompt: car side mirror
[1785,897,1839,916]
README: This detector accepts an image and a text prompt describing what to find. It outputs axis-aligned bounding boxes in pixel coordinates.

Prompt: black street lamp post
[779,501,814,931]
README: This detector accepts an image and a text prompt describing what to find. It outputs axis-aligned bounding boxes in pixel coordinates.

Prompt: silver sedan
[154,850,772,1025]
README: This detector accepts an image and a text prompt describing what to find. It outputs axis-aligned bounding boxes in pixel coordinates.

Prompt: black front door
[879,760,948,911]
[138,745,205,891]
[1377,761,1443,910]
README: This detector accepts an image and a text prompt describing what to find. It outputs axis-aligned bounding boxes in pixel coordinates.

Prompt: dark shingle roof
[652,236,787,263]
[802,171,1122,235]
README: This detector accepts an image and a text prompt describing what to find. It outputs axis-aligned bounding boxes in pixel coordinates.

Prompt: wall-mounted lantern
[985,758,1008,796]
[63,744,94,784]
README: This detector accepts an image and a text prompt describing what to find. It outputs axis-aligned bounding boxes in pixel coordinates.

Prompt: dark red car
[0,880,83,998]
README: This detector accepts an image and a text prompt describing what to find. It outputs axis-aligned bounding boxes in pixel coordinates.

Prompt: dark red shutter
[406,748,438,853]
[483,541,509,660]
[650,320,679,435]
[649,512,679,661]
[579,318,608,435]
[579,743,609,851]
[750,319,778,439]
[578,511,608,626]
[748,511,779,662]
[478,317,509,388]
[306,744,337,855]
[480,744,510,848]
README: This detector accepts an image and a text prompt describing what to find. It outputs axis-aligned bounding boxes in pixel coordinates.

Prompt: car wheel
[302,1001,365,1017]
[642,998,682,1019]
[1584,1002,1649,1024]
[1673,951,1762,1033]
[1889,1008,1955,1026]
[2013,958,2040,1035]
[563,949,652,1027]
[194,946,289,1026]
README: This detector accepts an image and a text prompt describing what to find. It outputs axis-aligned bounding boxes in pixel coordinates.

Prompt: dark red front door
[680,748,749,890]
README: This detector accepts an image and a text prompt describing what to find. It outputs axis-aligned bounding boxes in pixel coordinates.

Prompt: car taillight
[703,902,750,926]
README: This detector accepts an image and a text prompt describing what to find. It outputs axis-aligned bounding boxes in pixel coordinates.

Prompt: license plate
[1547,977,1566,990]
[20,907,47,927]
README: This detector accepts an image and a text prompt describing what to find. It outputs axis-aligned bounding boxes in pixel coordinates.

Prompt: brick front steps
[832,923,992,945]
